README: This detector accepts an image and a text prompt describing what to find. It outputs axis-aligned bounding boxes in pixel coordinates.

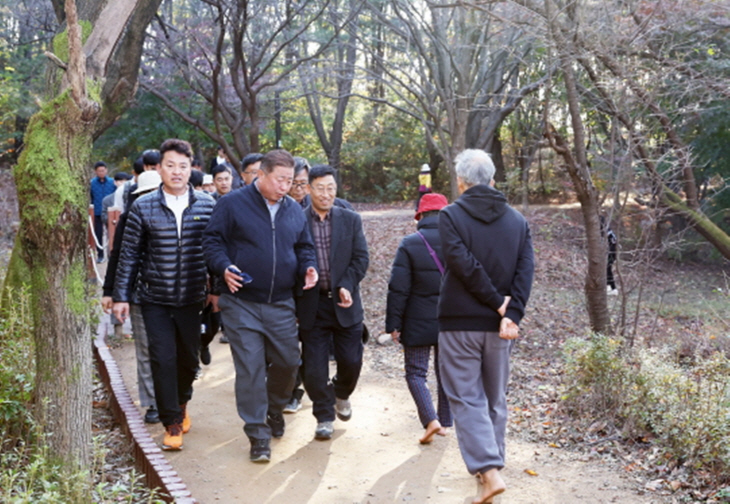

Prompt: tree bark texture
[545,0,611,334]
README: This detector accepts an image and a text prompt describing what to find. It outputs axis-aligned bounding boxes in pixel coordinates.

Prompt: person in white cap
[202,174,215,194]
[417,163,432,209]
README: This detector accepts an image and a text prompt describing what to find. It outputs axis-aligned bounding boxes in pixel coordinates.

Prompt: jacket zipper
[268,216,276,303]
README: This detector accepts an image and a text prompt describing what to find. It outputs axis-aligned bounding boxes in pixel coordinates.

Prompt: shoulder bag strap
[416,231,445,275]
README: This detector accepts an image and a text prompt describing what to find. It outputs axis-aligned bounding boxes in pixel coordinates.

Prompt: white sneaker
[335,398,351,421]
[315,421,334,440]
[607,287,618,296]
[283,397,302,414]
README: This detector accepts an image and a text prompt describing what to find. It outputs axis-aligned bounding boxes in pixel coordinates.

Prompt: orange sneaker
[181,403,191,433]
[162,423,183,451]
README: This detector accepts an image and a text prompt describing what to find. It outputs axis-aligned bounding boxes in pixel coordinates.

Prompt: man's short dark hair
[142,149,161,166]
[94,161,107,169]
[211,163,232,178]
[260,150,294,175]
[241,152,264,170]
[192,157,202,168]
[294,157,310,177]
[133,156,145,175]
[114,172,132,182]
[159,139,193,161]
[189,169,204,188]
[308,164,337,184]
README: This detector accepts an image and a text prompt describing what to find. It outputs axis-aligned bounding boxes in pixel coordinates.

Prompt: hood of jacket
[454,184,508,225]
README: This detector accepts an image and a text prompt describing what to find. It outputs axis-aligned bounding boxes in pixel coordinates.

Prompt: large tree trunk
[9,0,161,473]
[16,88,96,468]
[545,0,610,333]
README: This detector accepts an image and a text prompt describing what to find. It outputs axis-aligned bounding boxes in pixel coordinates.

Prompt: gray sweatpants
[131,303,156,409]
[438,330,512,475]
[218,295,300,440]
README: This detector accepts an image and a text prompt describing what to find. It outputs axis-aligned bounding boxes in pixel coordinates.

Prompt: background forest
[1,0,729,502]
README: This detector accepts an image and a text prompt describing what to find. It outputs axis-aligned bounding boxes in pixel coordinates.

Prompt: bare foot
[419,420,442,444]
[437,427,448,437]
[472,468,506,504]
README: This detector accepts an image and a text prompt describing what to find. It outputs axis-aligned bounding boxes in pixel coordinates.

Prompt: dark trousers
[403,344,452,428]
[300,293,363,422]
[142,302,203,427]
[607,253,617,289]
[93,215,104,259]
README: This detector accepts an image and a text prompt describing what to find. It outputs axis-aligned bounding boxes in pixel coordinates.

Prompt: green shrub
[561,335,633,422]
[0,286,35,447]
[562,335,730,481]
[633,349,730,475]
[0,287,162,503]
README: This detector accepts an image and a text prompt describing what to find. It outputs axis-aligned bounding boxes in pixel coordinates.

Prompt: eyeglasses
[311,185,337,195]
[292,182,308,189]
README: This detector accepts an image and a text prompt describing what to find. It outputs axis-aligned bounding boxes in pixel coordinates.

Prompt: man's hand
[101,296,113,314]
[303,267,319,290]
[206,294,220,312]
[497,295,512,317]
[391,330,401,343]
[224,265,244,293]
[499,316,519,340]
[113,302,130,323]
[337,287,353,308]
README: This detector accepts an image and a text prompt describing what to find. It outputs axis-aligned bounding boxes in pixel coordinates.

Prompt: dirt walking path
[110,339,663,504]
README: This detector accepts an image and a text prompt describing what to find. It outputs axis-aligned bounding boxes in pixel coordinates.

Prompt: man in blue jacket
[90,161,116,262]
[438,149,534,504]
[203,149,318,463]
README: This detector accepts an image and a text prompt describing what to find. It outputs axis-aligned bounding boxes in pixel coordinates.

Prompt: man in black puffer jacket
[437,149,534,504]
[113,139,215,452]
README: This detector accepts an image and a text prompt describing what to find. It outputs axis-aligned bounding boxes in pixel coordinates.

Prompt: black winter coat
[385,215,443,347]
[438,184,534,332]
[113,186,215,306]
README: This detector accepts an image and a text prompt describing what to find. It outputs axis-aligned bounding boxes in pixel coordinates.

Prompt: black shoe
[249,438,271,463]
[267,412,285,438]
[144,407,160,424]
[200,345,211,365]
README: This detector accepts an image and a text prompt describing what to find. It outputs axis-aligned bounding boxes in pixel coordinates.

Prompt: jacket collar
[155,184,196,205]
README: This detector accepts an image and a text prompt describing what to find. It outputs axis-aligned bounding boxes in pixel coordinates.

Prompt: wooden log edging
[93,335,196,503]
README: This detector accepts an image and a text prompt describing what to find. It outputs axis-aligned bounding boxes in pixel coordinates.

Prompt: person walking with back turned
[437,149,534,504]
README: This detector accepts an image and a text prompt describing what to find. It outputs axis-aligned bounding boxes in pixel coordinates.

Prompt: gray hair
[454,149,495,187]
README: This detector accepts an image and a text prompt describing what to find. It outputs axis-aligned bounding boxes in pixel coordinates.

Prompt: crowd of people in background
[94,142,534,504]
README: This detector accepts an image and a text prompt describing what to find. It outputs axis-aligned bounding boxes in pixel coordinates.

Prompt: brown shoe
[180,403,191,434]
[163,423,184,451]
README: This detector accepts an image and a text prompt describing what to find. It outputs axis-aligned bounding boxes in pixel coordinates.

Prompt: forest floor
[102,202,729,504]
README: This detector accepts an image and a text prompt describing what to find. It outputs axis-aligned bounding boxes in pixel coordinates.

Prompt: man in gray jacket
[438,149,534,504]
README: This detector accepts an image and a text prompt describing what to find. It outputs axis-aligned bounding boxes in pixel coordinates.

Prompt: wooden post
[107,206,122,252]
